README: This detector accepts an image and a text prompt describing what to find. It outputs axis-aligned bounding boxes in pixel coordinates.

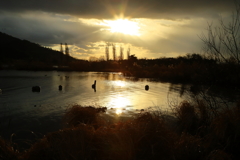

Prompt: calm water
[0,70,238,147]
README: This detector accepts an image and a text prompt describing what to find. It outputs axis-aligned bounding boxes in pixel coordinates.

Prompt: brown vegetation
[1,101,240,160]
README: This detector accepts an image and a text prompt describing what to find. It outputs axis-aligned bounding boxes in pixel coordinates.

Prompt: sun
[103,19,140,36]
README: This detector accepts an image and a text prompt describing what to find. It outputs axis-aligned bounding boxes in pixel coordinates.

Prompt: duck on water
[92,80,96,92]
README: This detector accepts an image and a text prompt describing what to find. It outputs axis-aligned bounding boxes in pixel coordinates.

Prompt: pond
[0,70,238,148]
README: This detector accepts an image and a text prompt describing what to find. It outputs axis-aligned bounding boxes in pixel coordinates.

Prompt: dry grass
[100,112,176,160]
[22,124,96,160]
[0,138,18,160]
[2,102,240,160]
[174,101,199,134]
[209,104,240,158]
[22,107,176,160]
[63,105,107,129]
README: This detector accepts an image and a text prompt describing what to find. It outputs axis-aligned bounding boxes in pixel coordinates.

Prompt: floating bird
[92,80,96,89]
[59,85,62,91]
[145,85,149,91]
[32,86,41,92]
[92,80,96,92]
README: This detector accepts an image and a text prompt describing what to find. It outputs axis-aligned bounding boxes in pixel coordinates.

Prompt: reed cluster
[1,101,240,160]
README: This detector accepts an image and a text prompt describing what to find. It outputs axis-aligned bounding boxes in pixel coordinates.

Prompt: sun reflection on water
[113,80,126,87]
[108,96,131,115]
[116,108,122,115]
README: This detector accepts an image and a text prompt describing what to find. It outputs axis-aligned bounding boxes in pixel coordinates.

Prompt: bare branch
[199,2,240,64]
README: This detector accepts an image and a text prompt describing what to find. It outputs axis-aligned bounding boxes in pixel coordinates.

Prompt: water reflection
[169,83,240,109]
[113,80,126,87]
[0,70,239,150]
[108,96,131,109]
[116,108,123,115]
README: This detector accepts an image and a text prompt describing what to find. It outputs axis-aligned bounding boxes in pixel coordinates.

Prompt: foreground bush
[63,105,107,128]
[1,102,240,160]
[23,107,176,160]
[0,138,18,160]
[96,112,176,160]
[23,125,96,160]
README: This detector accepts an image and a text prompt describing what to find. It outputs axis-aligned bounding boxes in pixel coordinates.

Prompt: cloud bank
[0,0,236,19]
[0,0,239,59]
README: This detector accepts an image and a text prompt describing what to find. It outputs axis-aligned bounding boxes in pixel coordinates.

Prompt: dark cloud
[0,0,238,19]
[0,12,104,45]
[1,0,239,59]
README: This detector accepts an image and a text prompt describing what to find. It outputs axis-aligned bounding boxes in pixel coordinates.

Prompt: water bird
[92,80,96,89]
[59,85,63,91]
[32,86,41,92]
[92,80,96,92]
[0,89,2,94]
[145,85,149,91]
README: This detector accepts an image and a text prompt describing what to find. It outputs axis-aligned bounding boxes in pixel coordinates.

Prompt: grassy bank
[7,53,240,88]
[1,101,240,160]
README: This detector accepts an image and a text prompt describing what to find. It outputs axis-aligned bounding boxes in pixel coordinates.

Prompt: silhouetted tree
[60,43,64,53]
[105,45,109,61]
[65,43,70,56]
[200,2,240,64]
[119,45,124,60]
[127,54,138,66]
[127,47,130,60]
[112,44,116,61]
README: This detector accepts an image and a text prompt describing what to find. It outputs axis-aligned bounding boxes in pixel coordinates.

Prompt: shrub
[210,105,240,157]
[0,138,18,160]
[63,105,107,129]
[23,124,97,160]
[173,133,206,160]
[5,102,240,160]
[174,101,199,134]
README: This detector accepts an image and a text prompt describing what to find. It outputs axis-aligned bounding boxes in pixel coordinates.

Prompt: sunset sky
[0,0,238,60]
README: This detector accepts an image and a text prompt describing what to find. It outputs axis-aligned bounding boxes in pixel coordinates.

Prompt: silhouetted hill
[0,32,75,69]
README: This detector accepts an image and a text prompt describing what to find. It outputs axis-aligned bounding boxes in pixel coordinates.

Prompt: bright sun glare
[116,108,123,115]
[114,80,126,87]
[108,96,131,115]
[103,19,140,36]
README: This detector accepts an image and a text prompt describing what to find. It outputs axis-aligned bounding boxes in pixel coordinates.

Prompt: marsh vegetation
[0,98,240,160]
